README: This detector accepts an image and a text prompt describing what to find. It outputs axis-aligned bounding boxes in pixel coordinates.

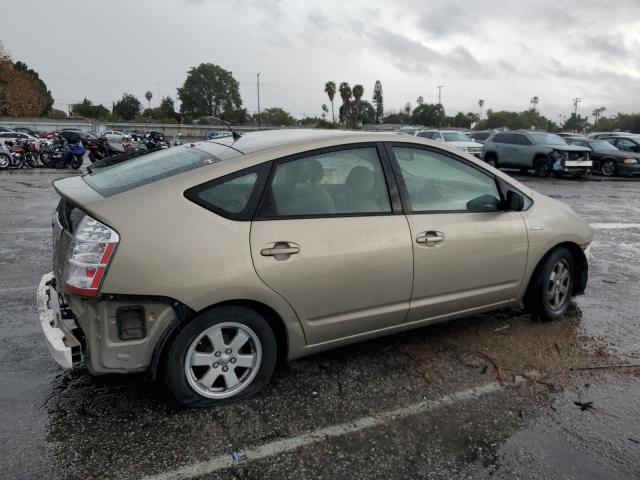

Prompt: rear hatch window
[83,144,228,197]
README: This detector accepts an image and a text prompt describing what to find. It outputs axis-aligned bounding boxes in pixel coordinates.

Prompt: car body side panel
[517,191,593,300]
[86,182,308,363]
[404,211,529,322]
[250,216,414,345]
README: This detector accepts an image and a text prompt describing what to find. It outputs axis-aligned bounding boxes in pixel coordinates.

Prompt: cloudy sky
[3,0,640,121]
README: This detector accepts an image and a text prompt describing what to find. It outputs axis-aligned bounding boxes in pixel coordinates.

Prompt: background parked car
[102,130,131,143]
[0,126,14,133]
[468,130,495,144]
[566,137,640,177]
[0,131,39,146]
[414,130,484,157]
[14,127,41,137]
[587,132,638,140]
[482,131,592,177]
[601,135,640,154]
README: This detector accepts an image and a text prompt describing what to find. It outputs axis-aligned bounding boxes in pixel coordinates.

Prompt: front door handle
[416,231,445,247]
[260,242,300,257]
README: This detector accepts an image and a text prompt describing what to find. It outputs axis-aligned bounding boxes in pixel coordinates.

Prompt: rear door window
[83,144,230,197]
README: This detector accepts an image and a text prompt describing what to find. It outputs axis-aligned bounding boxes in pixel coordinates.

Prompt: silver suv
[482,131,592,177]
[38,130,592,406]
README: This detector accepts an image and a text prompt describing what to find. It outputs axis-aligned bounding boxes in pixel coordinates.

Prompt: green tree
[259,107,295,126]
[145,90,153,108]
[321,103,328,120]
[177,63,242,120]
[478,99,484,118]
[113,93,141,120]
[324,81,337,124]
[412,103,445,127]
[71,97,110,120]
[352,84,364,127]
[530,96,539,112]
[372,80,383,123]
[13,60,54,115]
[416,96,424,106]
[157,95,177,120]
[338,82,352,126]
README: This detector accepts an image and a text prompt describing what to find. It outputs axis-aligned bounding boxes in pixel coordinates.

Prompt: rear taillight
[64,215,119,297]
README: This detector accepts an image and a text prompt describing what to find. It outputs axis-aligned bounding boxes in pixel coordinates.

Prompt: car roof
[205,129,380,156]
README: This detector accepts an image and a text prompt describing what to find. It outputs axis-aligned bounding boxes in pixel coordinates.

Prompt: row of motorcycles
[0,132,171,170]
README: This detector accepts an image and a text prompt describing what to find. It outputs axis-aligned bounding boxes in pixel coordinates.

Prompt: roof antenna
[207,116,242,141]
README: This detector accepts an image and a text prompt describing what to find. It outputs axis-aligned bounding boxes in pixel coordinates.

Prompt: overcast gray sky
[2,0,640,121]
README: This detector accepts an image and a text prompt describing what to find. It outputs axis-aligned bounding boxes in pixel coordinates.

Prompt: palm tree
[530,96,539,112]
[416,96,424,106]
[352,84,364,127]
[478,99,484,118]
[338,82,352,127]
[145,90,153,109]
[324,81,337,124]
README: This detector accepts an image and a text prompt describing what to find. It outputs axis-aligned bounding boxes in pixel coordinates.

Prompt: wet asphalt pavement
[0,166,638,479]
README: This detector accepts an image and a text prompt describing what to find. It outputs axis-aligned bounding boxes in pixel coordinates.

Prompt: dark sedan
[566,137,640,176]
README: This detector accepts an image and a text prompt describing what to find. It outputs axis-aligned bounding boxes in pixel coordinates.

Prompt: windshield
[443,132,471,142]
[528,133,566,145]
[471,132,491,140]
[591,140,618,151]
[83,145,223,197]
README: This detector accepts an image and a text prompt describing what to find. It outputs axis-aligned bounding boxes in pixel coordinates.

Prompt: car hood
[591,149,640,159]
[447,141,484,148]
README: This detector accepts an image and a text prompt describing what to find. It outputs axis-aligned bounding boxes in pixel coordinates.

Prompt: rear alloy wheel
[600,159,617,177]
[163,306,276,406]
[0,153,9,169]
[484,154,498,167]
[534,156,551,177]
[525,247,574,321]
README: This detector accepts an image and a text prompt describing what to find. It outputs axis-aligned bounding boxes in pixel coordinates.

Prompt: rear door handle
[260,242,300,257]
[416,231,445,246]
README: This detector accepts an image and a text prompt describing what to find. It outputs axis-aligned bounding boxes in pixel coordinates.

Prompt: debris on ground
[231,450,247,462]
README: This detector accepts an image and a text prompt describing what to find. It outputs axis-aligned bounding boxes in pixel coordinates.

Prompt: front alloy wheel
[547,259,571,311]
[601,159,616,177]
[524,246,574,321]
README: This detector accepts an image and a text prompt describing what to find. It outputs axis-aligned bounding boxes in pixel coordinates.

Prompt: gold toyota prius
[37,129,593,406]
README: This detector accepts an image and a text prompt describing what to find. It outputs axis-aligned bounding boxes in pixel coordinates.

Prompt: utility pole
[257,72,261,129]
[437,85,444,105]
[572,97,581,133]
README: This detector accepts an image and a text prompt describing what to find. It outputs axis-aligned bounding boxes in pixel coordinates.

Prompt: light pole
[257,72,261,129]
[437,85,444,105]
[571,97,582,133]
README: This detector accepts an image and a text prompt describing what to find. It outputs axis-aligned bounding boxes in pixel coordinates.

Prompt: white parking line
[590,223,640,230]
[142,382,502,480]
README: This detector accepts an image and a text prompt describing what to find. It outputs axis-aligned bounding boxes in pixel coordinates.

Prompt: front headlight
[623,158,638,164]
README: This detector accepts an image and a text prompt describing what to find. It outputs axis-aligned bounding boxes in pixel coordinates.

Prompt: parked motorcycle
[83,136,112,163]
[46,138,85,169]
[0,140,39,169]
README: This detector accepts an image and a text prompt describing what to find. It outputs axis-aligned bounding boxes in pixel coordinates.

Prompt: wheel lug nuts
[225,348,232,354]
[230,358,236,364]
[222,366,228,372]
[214,351,221,357]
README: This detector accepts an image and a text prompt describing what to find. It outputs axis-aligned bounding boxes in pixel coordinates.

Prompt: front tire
[163,306,277,407]
[0,153,9,169]
[70,155,83,169]
[524,247,574,321]
[534,156,551,177]
[600,159,617,177]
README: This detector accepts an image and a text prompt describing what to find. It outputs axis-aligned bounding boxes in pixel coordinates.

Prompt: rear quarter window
[83,144,228,197]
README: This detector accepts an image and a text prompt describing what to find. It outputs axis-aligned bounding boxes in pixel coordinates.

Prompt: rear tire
[484,153,498,168]
[534,156,551,177]
[162,306,277,407]
[70,155,83,169]
[524,247,574,321]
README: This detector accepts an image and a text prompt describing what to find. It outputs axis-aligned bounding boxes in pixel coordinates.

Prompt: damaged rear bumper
[37,272,82,368]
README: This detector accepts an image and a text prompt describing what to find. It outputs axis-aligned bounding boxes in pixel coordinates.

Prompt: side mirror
[505,190,524,211]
